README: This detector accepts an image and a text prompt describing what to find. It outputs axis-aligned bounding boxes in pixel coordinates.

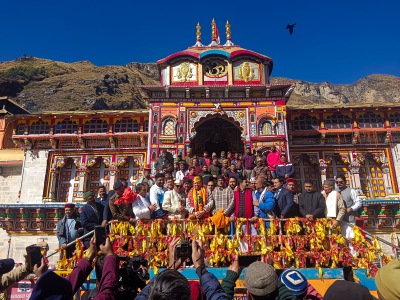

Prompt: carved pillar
[381,162,393,195]
[349,152,362,194]
[108,164,119,191]
[75,166,90,202]
[318,159,329,183]
[47,168,60,202]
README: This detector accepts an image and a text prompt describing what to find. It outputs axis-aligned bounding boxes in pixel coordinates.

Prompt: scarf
[234,188,253,218]
[188,187,209,215]
[114,188,138,206]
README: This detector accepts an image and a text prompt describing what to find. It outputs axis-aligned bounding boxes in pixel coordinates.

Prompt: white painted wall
[19,150,49,203]
[0,165,22,204]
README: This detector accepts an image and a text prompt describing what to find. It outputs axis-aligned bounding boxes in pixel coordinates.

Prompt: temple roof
[157,46,273,66]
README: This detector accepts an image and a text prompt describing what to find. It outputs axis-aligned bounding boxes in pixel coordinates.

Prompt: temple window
[83,119,108,134]
[144,120,149,132]
[114,118,139,133]
[16,124,26,135]
[293,114,319,130]
[389,112,400,127]
[358,112,383,128]
[55,120,78,134]
[258,119,275,135]
[325,113,352,129]
[29,120,50,134]
[162,118,176,136]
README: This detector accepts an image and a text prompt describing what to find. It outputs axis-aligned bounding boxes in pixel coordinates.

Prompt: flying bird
[286,23,296,35]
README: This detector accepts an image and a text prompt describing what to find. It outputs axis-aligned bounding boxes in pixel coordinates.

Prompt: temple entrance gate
[190,116,243,156]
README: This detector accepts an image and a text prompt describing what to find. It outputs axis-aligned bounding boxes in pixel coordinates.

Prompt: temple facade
[0,20,399,261]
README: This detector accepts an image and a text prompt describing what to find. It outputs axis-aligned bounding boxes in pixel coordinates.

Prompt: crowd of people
[61,146,361,251]
[1,236,399,299]
[2,146,389,299]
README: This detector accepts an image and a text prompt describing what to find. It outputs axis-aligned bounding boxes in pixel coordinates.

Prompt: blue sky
[1,0,399,84]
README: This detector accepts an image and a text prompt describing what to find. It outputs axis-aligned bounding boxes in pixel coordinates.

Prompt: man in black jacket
[298,180,326,220]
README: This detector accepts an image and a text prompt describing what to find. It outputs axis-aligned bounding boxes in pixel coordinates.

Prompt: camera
[118,255,149,299]
[175,241,192,260]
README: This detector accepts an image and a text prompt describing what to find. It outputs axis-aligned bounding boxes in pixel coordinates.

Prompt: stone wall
[0,164,22,204]
[19,150,49,203]
[0,229,60,266]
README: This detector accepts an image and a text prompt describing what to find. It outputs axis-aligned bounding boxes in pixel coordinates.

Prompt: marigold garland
[56,218,392,277]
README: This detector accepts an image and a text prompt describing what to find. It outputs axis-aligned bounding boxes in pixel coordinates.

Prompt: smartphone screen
[94,226,107,248]
[238,255,261,267]
[26,245,42,267]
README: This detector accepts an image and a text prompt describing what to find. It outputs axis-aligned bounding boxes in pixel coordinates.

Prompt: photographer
[30,237,118,300]
[81,254,148,300]
[118,255,149,299]
[0,256,32,293]
[136,237,229,300]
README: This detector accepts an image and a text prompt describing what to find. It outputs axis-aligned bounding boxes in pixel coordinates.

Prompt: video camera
[118,255,149,299]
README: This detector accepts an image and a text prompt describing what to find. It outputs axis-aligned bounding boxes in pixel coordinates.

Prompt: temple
[0,20,399,275]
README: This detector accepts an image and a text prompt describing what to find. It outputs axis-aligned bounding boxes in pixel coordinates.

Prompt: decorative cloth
[114,188,138,206]
[210,209,230,229]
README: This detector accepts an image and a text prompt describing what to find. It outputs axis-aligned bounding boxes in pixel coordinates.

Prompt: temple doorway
[190,116,243,156]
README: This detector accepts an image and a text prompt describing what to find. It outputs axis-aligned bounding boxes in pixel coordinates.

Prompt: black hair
[275,177,285,184]
[155,173,165,179]
[183,178,193,184]
[148,269,191,300]
[264,179,273,187]
[229,176,238,182]
[336,174,346,182]
[136,183,144,193]
[304,179,313,185]
[94,254,106,282]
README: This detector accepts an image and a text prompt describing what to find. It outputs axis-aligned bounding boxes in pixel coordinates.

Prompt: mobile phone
[26,245,42,267]
[94,226,107,248]
[238,255,261,267]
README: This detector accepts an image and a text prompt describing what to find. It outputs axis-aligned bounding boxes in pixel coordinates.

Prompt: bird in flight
[286,23,296,35]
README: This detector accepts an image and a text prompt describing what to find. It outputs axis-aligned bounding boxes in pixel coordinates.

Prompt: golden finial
[196,22,201,42]
[211,18,216,41]
[226,20,231,40]
[193,22,204,47]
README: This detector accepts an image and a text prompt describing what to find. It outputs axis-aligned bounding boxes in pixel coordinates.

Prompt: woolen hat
[375,259,400,300]
[64,203,75,209]
[83,191,93,200]
[279,269,308,297]
[324,280,374,300]
[245,261,278,296]
[0,258,15,275]
[29,270,73,300]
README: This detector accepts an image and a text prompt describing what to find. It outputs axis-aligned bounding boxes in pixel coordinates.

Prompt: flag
[215,25,220,45]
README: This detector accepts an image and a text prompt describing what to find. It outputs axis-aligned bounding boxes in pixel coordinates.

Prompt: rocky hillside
[0,57,159,112]
[0,56,399,112]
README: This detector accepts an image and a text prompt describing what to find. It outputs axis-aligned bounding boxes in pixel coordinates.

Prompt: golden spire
[193,22,204,47]
[226,20,231,40]
[224,20,235,46]
[211,18,216,41]
[196,22,201,41]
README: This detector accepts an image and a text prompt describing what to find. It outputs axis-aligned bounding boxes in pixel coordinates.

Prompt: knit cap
[279,269,308,298]
[375,259,400,300]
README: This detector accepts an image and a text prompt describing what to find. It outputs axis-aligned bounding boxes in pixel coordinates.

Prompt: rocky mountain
[0,56,399,112]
